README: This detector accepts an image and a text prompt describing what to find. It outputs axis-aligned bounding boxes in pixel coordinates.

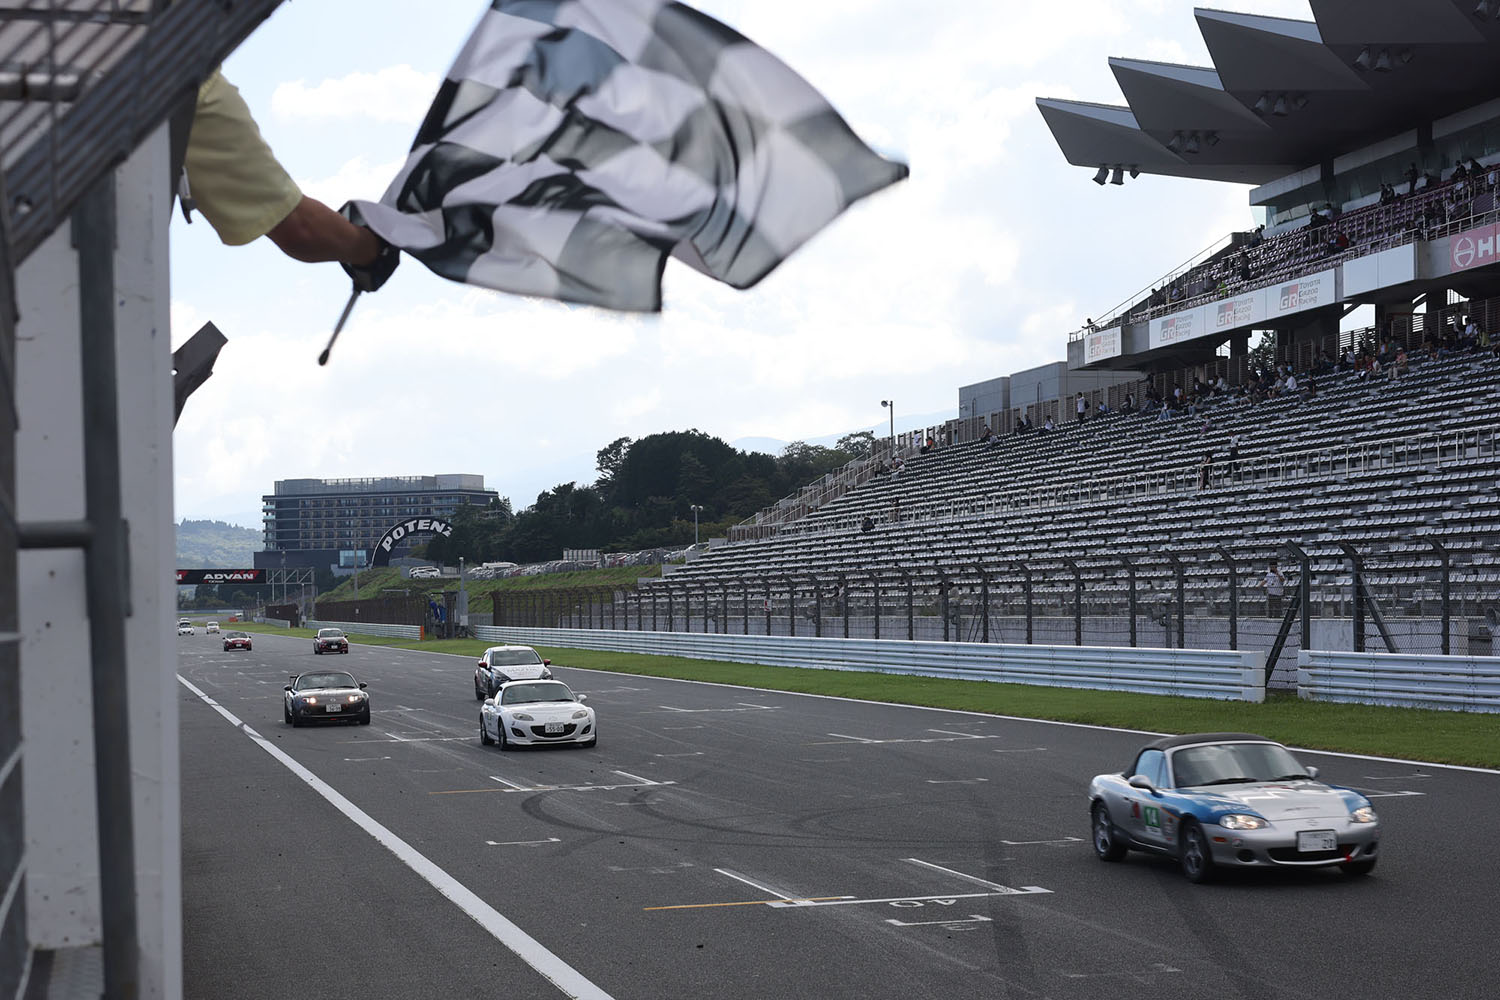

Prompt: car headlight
[1350,806,1377,824]
[512,713,534,721]
[346,694,363,703]
[303,696,317,705]
[571,710,589,719]
[1219,814,1268,830]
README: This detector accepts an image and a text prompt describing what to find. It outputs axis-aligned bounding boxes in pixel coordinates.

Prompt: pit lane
[178,631,1500,1000]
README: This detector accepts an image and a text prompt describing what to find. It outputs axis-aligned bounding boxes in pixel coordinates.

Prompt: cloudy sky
[171,0,1315,528]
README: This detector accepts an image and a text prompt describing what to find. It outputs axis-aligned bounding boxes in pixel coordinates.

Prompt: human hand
[337,202,401,292]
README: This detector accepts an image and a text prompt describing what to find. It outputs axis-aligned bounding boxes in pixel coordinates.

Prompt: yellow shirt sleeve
[184,70,303,246]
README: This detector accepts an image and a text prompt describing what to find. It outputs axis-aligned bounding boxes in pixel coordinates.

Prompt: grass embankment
[233,623,1500,769]
[319,565,661,603]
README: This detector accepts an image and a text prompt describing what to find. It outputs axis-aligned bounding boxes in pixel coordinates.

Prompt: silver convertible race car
[479,678,595,749]
[1089,732,1380,882]
[473,644,552,700]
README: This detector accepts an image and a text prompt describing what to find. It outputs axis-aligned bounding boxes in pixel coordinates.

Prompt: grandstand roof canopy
[1037,1,1500,186]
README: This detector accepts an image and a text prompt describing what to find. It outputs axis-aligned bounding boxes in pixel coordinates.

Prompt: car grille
[529,723,577,738]
[1268,845,1350,863]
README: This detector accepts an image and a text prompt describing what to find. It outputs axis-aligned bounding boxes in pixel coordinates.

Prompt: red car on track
[222,631,252,652]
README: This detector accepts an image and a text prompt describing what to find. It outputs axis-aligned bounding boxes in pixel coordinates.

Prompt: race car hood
[1188,781,1363,820]
[501,703,583,720]
[292,686,359,698]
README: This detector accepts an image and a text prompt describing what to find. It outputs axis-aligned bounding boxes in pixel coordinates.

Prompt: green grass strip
[231,624,1500,769]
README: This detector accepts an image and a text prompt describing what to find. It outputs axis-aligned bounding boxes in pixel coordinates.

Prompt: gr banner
[176,569,265,585]
[370,517,455,566]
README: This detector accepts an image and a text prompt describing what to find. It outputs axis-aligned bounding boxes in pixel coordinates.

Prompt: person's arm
[268,196,380,267]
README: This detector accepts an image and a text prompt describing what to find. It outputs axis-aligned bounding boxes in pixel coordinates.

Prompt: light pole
[880,399,895,455]
[689,504,704,545]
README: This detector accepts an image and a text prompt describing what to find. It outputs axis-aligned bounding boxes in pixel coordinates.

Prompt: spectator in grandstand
[1283,370,1298,396]
[1198,451,1212,491]
[1121,393,1136,414]
[1264,561,1287,617]
[1464,316,1483,349]
[920,436,934,454]
[1097,400,1111,416]
[890,498,901,521]
[1453,161,1469,182]
[1172,386,1184,408]
[1299,375,1318,401]
[1404,162,1420,194]
[1248,224,1265,247]
[1390,349,1409,381]
[1042,416,1056,432]
[1312,348,1334,376]
[860,515,875,533]
[1227,433,1241,476]
[1156,402,1173,422]
[1339,346,1357,372]
[980,424,995,446]
[1075,394,1089,424]
[1488,163,1499,191]
[1379,182,1396,205]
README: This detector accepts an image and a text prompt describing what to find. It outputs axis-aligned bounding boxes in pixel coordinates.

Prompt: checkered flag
[349,0,908,311]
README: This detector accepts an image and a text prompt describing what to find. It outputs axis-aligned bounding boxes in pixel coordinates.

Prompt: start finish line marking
[644,858,1050,913]
[813,730,1007,746]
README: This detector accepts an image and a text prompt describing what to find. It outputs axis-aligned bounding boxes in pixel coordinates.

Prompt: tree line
[420,429,874,565]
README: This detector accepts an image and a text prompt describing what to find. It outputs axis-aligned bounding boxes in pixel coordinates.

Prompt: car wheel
[480,715,494,746]
[342,647,348,654]
[1179,822,1214,884]
[290,709,302,728]
[1092,802,1127,862]
[358,708,371,725]
[475,679,486,702]
[283,702,292,725]
[497,724,510,751]
[1340,858,1376,877]
[314,647,322,654]
[581,736,597,749]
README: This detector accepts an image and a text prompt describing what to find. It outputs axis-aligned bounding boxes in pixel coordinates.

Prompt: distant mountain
[175,519,260,569]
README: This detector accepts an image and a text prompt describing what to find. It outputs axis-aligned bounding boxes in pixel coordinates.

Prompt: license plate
[327,703,342,713]
[1297,830,1336,852]
[544,722,564,734]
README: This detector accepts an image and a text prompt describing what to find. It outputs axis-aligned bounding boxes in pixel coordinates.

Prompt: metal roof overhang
[1039,1,1500,186]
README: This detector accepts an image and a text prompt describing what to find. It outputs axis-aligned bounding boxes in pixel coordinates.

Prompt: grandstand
[605,1,1500,684]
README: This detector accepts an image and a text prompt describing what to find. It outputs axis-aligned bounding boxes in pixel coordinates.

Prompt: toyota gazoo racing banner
[176,569,265,585]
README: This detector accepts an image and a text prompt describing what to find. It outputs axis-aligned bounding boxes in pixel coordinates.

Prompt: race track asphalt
[178,631,1500,1000]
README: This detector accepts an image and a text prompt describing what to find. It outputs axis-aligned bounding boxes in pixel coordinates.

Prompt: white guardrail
[252,616,292,628]
[470,626,1266,702]
[305,619,423,640]
[1298,650,1500,713]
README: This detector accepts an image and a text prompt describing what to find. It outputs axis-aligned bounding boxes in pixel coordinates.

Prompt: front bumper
[292,699,368,721]
[500,717,595,745]
[315,642,349,653]
[1206,819,1380,868]
[224,642,251,650]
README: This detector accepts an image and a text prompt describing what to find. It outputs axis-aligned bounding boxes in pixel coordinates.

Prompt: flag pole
[319,288,362,366]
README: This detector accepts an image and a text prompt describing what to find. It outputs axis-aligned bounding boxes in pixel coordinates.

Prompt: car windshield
[226,632,248,639]
[317,629,345,639]
[296,672,356,691]
[1170,742,1309,788]
[488,649,543,666]
[500,681,574,705]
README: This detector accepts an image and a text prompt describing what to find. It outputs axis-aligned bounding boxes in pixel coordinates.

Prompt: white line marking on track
[343,756,393,762]
[489,774,531,791]
[1000,837,1083,846]
[905,858,1023,892]
[926,778,989,785]
[767,889,1048,908]
[713,868,801,902]
[659,704,775,714]
[487,837,562,847]
[654,752,704,758]
[177,674,614,1000]
[886,914,993,928]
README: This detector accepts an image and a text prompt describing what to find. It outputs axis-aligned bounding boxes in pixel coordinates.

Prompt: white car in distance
[480,679,595,749]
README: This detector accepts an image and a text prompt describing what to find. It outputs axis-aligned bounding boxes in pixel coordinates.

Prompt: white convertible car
[480,679,595,749]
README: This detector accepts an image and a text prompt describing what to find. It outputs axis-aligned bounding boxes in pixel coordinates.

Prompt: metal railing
[1298,649,1500,713]
[471,626,1266,702]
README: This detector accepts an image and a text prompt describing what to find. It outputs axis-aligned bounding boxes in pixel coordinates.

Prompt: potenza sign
[176,569,264,585]
[371,517,455,566]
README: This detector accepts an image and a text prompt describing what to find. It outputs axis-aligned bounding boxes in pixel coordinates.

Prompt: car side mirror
[283,685,293,693]
[576,694,587,702]
[1305,765,1319,779]
[543,659,551,666]
[1127,774,1155,792]
[359,682,367,690]
[477,660,486,667]
[483,697,495,706]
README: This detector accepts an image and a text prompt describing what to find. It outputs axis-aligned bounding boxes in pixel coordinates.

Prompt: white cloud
[271,65,440,126]
[297,155,409,207]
